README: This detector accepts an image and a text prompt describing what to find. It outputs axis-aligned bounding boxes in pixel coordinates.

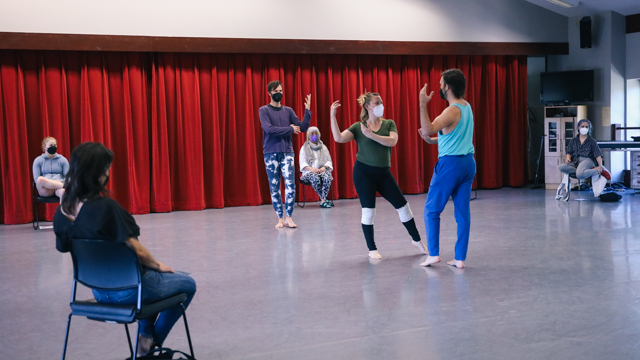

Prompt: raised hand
[419,84,434,107]
[304,94,311,110]
[330,100,341,117]
[361,123,373,138]
[290,124,301,134]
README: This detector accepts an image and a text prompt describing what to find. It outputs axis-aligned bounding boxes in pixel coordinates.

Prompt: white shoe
[555,183,565,200]
[592,175,606,197]
[368,250,382,259]
[556,183,569,201]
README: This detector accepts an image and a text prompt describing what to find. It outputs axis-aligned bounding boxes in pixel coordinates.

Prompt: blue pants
[93,269,197,346]
[425,154,476,260]
[264,152,296,218]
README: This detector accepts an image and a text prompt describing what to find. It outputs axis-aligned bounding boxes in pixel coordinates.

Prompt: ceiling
[525,0,640,17]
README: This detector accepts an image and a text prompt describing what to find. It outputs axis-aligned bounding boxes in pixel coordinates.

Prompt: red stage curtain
[0,50,528,225]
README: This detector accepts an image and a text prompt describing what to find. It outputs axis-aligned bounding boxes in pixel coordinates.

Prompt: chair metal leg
[61,313,72,360]
[181,304,195,359]
[329,185,335,206]
[297,183,306,208]
[132,322,141,359]
[33,199,39,230]
[124,323,134,358]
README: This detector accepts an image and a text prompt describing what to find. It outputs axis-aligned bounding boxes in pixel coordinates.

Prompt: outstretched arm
[330,100,354,143]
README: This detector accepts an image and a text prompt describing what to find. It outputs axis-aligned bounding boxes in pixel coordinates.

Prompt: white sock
[412,240,428,255]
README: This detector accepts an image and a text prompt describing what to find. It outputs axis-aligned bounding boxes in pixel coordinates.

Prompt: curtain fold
[0,50,528,225]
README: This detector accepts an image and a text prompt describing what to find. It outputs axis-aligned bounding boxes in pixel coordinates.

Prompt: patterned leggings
[264,152,296,218]
[300,171,333,200]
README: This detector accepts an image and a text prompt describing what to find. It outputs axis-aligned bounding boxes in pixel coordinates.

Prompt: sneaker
[592,174,607,197]
[599,166,611,180]
[556,183,565,200]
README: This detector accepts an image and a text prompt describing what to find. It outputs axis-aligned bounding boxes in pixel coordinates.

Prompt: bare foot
[368,250,382,260]
[412,240,428,255]
[275,218,285,229]
[420,256,440,267]
[447,260,465,268]
[284,217,297,228]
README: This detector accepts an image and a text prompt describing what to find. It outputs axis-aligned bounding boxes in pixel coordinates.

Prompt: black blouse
[54,197,141,253]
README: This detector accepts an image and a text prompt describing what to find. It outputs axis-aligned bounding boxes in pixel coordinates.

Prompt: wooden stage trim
[0,32,568,55]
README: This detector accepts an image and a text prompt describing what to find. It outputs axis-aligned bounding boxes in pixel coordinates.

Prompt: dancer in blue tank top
[417,69,476,269]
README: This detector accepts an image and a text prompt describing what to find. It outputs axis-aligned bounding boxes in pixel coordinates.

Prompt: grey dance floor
[2,188,640,360]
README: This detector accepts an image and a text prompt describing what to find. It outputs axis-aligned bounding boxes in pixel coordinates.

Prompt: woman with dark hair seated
[53,142,196,356]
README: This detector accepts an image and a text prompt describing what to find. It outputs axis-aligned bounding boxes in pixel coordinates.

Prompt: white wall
[628,33,640,80]
[547,12,626,138]
[0,0,567,42]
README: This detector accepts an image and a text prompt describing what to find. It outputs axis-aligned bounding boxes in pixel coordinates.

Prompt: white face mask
[579,127,589,135]
[371,104,384,118]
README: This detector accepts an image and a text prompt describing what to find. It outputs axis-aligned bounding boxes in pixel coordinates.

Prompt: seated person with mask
[299,126,334,208]
[556,119,610,200]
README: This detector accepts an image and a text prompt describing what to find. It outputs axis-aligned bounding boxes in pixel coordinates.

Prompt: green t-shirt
[347,119,397,168]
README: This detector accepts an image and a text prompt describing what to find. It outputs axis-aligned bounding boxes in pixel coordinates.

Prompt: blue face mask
[310,134,318,142]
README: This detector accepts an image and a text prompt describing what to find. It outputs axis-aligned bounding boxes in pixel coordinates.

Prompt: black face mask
[439,86,448,100]
[47,146,57,155]
[103,175,110,186]
[271,92,283,103]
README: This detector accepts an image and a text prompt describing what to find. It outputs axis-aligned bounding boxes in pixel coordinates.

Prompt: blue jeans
[425,154,476,260]
[264,152,296,218]
[93,269,196,345]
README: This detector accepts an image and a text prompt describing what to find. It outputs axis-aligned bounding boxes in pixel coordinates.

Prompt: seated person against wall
[299,126,334,208]
[33,136,68,199]
[556,119,611,201]
[53,142,197,357]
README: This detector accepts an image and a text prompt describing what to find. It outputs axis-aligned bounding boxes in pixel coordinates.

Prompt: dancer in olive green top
[330,92,428,259]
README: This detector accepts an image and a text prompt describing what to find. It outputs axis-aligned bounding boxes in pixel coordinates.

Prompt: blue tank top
[437,102,475,157]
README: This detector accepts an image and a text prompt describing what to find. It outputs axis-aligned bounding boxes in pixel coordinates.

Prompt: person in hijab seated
[556,118,611,201]
[299,126,334,208]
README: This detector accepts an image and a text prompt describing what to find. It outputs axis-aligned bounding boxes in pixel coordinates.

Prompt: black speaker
[580,16,592,49]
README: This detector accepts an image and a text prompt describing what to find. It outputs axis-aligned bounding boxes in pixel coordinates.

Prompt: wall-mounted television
[540,70,594,105]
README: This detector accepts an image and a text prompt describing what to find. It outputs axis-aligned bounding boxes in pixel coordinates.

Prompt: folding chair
[32,181,59,230]
[61,239,194,360]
